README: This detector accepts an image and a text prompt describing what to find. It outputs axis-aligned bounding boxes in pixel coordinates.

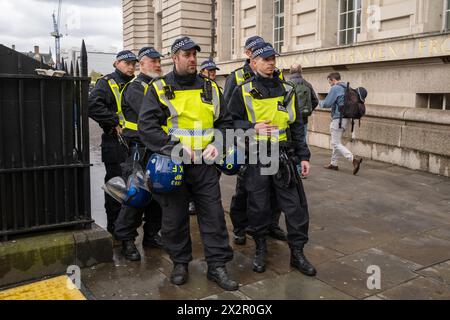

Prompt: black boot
[253,237,267,273]
[143,234,163,249]
[170,264,189,285]
[233,232,246,246]
[291,249,317,276]
[268,226,288,241]
[121,240,141,261]
[207,266,239,291]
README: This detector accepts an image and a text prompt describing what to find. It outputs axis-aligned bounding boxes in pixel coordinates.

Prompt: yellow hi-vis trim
[124,121,138,131]
[235,69,249,86]
[108,78,132,128]
[122,80,150,132]
[242,81,296,142]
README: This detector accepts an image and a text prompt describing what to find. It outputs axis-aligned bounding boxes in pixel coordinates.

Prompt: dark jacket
[227,73,311,162]
[289,73,319,124]
[223,60,253,105]
[138,69,232,154]
[122,73,154,142]
[88,69,135,133]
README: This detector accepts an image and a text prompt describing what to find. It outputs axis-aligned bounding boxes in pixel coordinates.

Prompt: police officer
[138,37,238,291]
[223,36,287,246]
[228,42,316,276]
[199,59,220,81]
[89,50,138,235]
[113,47,164,261]
[184,58,222,216]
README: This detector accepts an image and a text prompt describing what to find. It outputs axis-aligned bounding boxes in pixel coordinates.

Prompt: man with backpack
[320,72,364,175]
[289,64,319,146]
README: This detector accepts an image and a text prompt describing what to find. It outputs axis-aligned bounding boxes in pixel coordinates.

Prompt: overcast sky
[0,0,123,53]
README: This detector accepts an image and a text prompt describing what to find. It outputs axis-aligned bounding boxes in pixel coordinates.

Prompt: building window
[338,0,362,45]
[273,0,285,52]
[446,0,450,30]
[417,93,450,111]
[231,0,235,56]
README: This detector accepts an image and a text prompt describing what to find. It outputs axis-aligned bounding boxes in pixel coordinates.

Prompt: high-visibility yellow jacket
[151,78,221,150]
[241,79,296,142]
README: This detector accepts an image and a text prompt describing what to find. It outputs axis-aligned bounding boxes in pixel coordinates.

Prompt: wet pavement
[84,122,450,300]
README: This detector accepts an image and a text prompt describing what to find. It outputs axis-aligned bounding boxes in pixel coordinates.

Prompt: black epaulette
[239,75,256,87]
[234,67,253,81]
[95,74,109,85]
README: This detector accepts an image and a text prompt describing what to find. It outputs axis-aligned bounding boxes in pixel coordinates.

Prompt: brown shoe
[352,158,363,175]
[324,164,339,171]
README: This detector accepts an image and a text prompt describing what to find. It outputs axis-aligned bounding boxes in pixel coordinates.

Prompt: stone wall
[308,105,450,177]
[123,0,154,53]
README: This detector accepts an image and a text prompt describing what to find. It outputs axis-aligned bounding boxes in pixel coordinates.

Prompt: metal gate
[0,42,93,240]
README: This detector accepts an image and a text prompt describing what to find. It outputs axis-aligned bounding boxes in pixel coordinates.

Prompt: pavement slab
[83,141,450,300]
[377,277,450,300]
[239,272,354,300]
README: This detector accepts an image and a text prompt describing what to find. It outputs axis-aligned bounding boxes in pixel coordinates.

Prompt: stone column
[235,0,242,59]
[284,0,294,52]
[160,0,213,66]
[123,0,154,53]
[320,0,339,48]
[257,0,274,45]
[217,0,233,62]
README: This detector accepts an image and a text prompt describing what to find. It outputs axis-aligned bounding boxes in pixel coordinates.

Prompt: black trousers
[101,133,127,233]
[244,165,309,249]
[114,150,162,242]
[114,199,162,241]
[230,174,282,236]
[153,164,233,267]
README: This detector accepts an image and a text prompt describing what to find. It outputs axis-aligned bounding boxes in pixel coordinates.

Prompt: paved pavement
[85,124,450,300]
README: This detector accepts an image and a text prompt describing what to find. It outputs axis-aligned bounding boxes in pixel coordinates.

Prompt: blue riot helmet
[146,153,184,193]
[102,167,151,208]
[124,165,152,208]
[216,145,242,176]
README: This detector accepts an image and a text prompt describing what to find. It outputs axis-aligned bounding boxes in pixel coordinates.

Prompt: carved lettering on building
[288,35,450,68]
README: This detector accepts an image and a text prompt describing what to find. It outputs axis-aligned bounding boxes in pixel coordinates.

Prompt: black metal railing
[0,41,93,240]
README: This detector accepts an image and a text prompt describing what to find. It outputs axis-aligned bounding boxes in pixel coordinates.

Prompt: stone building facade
[123,0,450,176]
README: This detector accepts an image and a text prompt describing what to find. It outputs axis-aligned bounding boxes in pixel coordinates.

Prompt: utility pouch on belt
[275,149,294,188]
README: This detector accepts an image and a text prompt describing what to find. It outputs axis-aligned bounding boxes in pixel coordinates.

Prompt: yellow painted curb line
[0,275,86,300]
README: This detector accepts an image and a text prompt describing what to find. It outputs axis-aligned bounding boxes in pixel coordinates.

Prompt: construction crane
[51,0,63,69]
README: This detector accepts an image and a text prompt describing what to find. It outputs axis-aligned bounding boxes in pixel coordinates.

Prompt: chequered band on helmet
[245,38,264,50]
[139,48,161,60]
[171,38,195,55]
[117,53,137,61]
[252,45,275,59]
